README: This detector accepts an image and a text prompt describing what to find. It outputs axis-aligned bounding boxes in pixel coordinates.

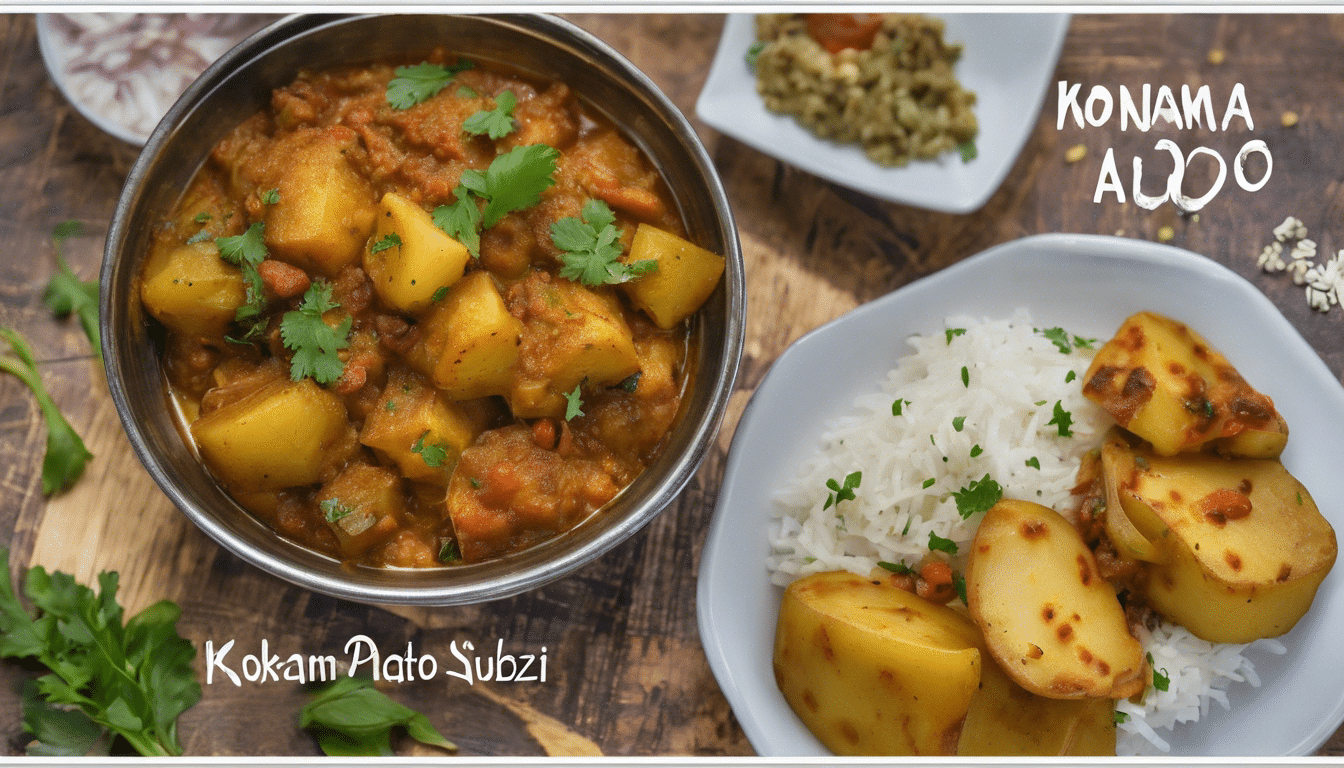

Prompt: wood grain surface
[3,11,1344,758]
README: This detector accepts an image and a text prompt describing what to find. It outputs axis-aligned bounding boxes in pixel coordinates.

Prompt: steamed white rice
[767,310,1277,756]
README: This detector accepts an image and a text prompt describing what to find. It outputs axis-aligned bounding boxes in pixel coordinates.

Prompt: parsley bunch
[280,282,351,385]
[0,548,201,756]
[553,200,656,287]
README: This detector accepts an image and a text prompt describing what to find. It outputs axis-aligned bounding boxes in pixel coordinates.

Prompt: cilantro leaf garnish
[216,222,269,325]
[563,383,585,421]
[432,185,483,258]
[953,572,968,604]
[1037,326,1097,354]
[1047,400,1075,437]
[386,61,474,110]
[952,415,966,432]
[300,676,455,756]
[945,327,966,345]
[411,432,450,468]
[952,473,1002,519]
[823,471,862,511]
[1114,710,1130,724]
[891,398,909,416]
[960,365,970,387]
[460,144,560,228]
[216,221,267,268]
[279,282,350,385]
[1025,456,1041,469]
[260,188,280,205]
[958,140,978,163]
[371,233,401,254]
[928,531,958,555]
[877,561,915,576]
[1147,653,1171,692]
[0,548,201,756]
[922,478,936,489]
[0,329,92,495]
[43,222,101,361]
[969,444,983,458]
[463,90,518,139]
[553,199,656,287]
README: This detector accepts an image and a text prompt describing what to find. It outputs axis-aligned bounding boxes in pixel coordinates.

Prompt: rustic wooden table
[3,11,1344,758]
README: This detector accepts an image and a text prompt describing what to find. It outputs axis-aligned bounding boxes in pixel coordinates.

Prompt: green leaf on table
[300,676,455,756]
[0,329,92,494]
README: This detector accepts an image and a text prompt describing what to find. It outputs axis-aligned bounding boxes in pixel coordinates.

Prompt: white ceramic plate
[695,14,1069,214]
[698,233,1344,756]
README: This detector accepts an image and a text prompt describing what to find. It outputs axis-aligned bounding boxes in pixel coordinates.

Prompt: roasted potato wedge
[958,654,1115,756]
[773,570,983,755]
[967,499,1146,699]
[1105,442,1337,643]
[1082,312,1285,457]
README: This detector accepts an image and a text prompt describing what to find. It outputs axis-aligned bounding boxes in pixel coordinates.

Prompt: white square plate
[697,233,1344,756]
[696,13,1070,213]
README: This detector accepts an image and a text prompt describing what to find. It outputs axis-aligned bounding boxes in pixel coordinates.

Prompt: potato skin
[966,499,1146,700]
[773,570,982,756]
[1082,312,1285,457]
[1108,443,1337,643]
[620,223,726,329]
[957,655,1116,756]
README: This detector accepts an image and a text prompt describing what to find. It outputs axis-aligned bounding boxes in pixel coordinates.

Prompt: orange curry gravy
[145,50,698,567]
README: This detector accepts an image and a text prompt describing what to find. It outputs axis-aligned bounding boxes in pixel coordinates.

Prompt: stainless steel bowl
[101,14,744,605]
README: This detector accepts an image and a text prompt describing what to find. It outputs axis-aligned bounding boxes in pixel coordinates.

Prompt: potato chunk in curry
[143,50,723,568]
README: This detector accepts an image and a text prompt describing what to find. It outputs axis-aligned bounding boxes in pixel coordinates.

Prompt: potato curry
[139,51,724,568]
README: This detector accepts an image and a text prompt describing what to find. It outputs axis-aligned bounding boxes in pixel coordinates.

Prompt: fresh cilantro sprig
[823,471,862,511]
[553,200,656,287]
[216,222,269,327]
[464,144,560,228]
[300,676,455,756]
[0,548,200,756]
[386,61,474,110]
[463,90,518,139]
[433,144,559,257]
[952,473,1001,519]
[43,221,102,362]
[279,282,351,385]
[432,186,483,258]
[0,329,92,495]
